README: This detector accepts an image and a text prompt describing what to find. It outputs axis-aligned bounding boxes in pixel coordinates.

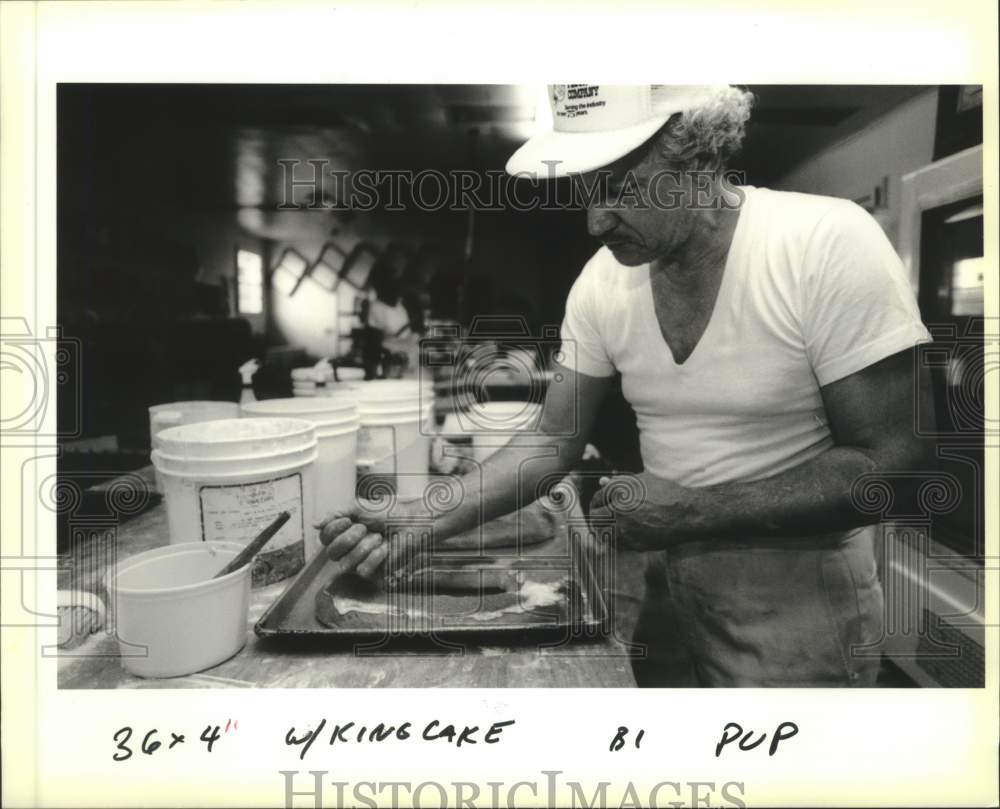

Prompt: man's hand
[314,498,424,578]
[589,471,692,551]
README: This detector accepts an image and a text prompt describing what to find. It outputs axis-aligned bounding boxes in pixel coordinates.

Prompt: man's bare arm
[318,365,613,573]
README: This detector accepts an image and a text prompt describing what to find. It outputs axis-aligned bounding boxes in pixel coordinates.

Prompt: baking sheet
[254,517,609,645]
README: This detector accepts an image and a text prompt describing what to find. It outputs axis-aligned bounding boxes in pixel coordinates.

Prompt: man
[318,85,933,687]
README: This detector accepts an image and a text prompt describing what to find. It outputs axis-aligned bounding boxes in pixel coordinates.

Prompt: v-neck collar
[642,187,752,369]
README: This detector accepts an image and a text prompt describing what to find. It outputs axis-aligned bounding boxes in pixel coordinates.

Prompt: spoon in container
[213,511,291,579]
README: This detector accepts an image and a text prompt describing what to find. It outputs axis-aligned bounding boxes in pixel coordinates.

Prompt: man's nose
[586,205,618,239]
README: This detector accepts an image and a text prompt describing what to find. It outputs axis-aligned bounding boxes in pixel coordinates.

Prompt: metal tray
[254,519,609,646]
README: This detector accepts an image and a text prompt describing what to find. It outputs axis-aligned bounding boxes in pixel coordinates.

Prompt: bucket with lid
[151,417,318,584]
[355,379,435,427]
[148,401,241,450]
[105,541,250,678]
[332,366,366,383]
[353,380,434,500]
[241,397,359,523]
[291,367,319,397]
[466,400,543,462]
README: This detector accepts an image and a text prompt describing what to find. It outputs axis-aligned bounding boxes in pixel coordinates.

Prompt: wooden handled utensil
[213,511,291,579]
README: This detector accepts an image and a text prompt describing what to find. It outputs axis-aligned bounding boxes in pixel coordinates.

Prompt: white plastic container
[332,366,366,382]
[151,418,318,580]
[467,401,543,463]
[291,367,319,397]
[353,380,434,500]
[241,397,359,522]
[148,401,241,450]
[356,379,435,428]
[292,368,318,381]
[104,541,250,678]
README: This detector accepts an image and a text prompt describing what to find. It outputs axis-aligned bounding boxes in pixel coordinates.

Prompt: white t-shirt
[560,186,931,488]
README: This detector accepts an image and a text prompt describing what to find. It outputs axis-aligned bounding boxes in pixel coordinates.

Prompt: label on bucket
[198,473,304,549]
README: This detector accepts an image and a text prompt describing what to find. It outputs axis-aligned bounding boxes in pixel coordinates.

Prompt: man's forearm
[675,446,881,540]
[624,443,929,547]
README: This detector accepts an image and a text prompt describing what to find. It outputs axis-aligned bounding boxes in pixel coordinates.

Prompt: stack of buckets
[147,383,434,583]
[118,387,433,678]
[291,367,320,397]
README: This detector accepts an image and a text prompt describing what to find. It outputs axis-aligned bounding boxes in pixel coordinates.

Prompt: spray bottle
[238,358,260,404]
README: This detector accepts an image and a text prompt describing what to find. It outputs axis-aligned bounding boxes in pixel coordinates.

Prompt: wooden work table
[57,485,638,689]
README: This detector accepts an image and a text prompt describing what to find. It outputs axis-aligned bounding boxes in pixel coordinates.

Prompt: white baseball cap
[506,84,724,178]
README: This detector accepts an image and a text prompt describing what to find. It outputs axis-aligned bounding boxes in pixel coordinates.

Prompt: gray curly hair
[651,86,755,172]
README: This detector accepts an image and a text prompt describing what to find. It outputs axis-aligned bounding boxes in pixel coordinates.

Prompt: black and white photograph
[51,82,986,689]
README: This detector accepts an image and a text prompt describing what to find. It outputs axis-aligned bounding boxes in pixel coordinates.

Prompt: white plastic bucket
[148,401,240,450]
[292,368,319,397]
[355,379,434,403]
[355,379,435,429]
[151,418,318,582]
[105,541,250,678]
[467,401,543,463]
[333,366,365,382]
[241,398,359,521]
[353,381,433,500]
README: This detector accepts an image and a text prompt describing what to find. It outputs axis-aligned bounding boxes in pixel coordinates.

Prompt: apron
[630,525,883,687]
